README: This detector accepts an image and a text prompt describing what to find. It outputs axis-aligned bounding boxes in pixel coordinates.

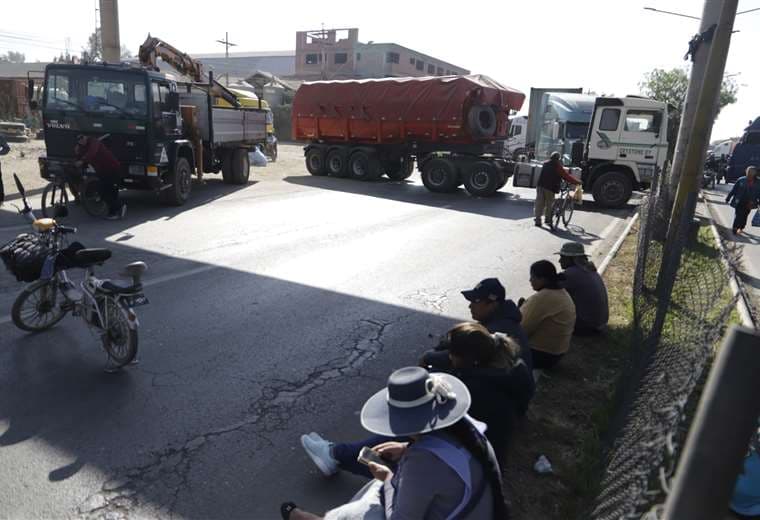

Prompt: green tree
[81,28,133,61]
[0,51,26,63]
[639,67,738,158]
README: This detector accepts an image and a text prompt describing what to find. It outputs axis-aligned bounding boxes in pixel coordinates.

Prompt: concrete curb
[598,212,640,277]
[703,199,756,328]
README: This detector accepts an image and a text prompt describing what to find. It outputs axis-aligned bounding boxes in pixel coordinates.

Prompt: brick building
[294,28,468,80]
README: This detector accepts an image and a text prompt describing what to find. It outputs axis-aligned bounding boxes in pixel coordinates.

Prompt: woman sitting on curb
[282,367,509,519]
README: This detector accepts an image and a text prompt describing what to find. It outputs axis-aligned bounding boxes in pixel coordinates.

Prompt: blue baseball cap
[461,278,505,303]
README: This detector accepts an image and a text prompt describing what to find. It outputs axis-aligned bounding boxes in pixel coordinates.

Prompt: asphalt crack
[76,317,400,519]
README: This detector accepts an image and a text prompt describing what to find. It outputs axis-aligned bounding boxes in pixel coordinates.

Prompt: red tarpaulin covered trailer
[292,75,525,145]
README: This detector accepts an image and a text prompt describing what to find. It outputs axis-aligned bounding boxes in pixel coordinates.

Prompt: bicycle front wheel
[101,298,138,367]
[551,199,563,228]
[562,197,575,226]
[11,279,68,332]
[41,182,71,218]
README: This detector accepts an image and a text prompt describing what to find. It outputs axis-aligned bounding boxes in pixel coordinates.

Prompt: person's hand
[368,461,393,482]
[373,441,408,463]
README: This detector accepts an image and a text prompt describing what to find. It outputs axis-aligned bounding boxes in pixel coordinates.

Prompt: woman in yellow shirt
[519,260,576,369]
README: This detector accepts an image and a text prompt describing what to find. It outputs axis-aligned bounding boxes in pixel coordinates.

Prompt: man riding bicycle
[74,134,126,220]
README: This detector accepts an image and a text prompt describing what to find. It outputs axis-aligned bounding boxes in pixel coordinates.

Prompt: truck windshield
[44,68,148,118]
[565,122,588,140]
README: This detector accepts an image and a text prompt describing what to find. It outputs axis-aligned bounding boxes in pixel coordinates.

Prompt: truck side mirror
[166,92,180,112]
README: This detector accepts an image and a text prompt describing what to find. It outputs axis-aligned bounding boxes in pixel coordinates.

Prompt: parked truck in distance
[725,117,760,182]
[292,75,525,197]
[28,36,267,206]
[514,96,669,208]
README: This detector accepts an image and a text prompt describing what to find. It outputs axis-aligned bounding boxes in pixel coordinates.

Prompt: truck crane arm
[138,35,241,108]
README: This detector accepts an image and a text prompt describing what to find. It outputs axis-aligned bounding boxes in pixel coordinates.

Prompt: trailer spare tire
[385,156,414,181]
[349,150,382,181]
[468,105,497,138]
[421,158,459,193]
[305,147,327,176]
[464,161,501,197]
[326,148,349,177]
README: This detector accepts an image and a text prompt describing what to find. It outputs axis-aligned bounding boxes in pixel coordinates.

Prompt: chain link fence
[589,173,740,519]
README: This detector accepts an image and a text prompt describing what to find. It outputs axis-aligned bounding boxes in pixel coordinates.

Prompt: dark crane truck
[28,37,267,207]
[293,75,526,197]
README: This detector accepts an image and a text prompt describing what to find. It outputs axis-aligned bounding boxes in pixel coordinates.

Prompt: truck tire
[349,150,382,181]
[230,148,250,184]
[161,157,193,206]
[592,171,633,208]
[326,148,349,177]
[305,147,327,176]
[464,161,500,197]
[468,105,497,138]
[386,156,414,181]
[421,158,459,193]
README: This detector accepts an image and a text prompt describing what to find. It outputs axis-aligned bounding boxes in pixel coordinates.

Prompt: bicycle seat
[74,248,112,266]
[33,218,56,232]
[100,279,141,294]
[121,261,147,285]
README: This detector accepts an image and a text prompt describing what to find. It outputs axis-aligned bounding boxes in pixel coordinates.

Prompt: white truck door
[618,109,663,170]
[589,106,623,162]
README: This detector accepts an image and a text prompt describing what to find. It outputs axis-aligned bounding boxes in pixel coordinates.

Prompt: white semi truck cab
[581,96,668,207]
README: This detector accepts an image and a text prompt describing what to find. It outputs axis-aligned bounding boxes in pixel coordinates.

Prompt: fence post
[663,326,760,520]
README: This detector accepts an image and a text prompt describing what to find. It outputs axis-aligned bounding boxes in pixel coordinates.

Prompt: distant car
[0,121,29,142]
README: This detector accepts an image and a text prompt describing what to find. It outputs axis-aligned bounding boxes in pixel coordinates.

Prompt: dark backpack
[0,233,50,282]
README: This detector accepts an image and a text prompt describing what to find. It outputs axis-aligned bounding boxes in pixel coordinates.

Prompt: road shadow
[0,238,463,519]
[284,174,637,224]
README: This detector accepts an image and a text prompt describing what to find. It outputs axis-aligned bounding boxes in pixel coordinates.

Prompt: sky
[1,0,757,141]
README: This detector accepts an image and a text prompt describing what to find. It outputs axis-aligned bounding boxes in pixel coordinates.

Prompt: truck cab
[582,96,668,207]
[35,63,195,205]
[505,115,527,159]
[726,117,760,183]
[535,93,595,162]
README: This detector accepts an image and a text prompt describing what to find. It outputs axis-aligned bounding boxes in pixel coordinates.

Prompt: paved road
[703,185,760,323]
[0,145,634,519]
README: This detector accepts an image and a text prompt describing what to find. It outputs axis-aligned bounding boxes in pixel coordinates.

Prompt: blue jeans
[332,435,406,479]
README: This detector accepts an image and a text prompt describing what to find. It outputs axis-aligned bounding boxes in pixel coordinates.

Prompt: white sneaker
[300,432,338,477]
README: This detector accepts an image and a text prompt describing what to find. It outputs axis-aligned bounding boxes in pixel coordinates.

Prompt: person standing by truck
[0,134,9,204]
[725,166,760,236]
[534,152,581,229]
[74,135,126,220]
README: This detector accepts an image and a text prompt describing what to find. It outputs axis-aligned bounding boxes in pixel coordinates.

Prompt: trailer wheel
[386,156,414,181]
[161,157,193,206]
[305,147,327,176]
[326,148,349,177]
[463,161,500,197]
[421,158,459,193]
[468,105,497,138]
[349,150,382,181]
[592,171,632,208]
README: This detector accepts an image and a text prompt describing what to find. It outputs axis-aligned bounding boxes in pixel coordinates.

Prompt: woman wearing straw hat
[281,367,510,520]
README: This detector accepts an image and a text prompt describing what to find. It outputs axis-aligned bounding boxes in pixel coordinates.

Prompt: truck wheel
[592,171,632,208]
[464,161,500,197]
[468,105,497,138]
[269,143,278,163]
[326,148,349,177]
[230,148,250,184]
[161,157,193,206]
[349,150,382,181]
[386,156,414,181]
[305,147,327,176]
[421,158,459,193]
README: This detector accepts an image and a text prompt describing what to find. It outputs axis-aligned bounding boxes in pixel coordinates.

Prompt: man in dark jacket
[420,278,533,371]
[75,134,125,219]
[535,151,581,229]
[0,134,9,204]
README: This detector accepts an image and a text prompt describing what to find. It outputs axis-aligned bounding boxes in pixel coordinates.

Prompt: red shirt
[76,138,121,174]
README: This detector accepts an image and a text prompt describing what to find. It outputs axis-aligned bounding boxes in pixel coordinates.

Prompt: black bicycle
[41,166,109,218]
[551,180,577,228]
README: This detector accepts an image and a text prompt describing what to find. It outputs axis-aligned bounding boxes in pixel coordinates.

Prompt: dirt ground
[0,138,48,200]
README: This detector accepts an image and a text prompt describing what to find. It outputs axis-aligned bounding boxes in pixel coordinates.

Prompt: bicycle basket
[0,233,50,282]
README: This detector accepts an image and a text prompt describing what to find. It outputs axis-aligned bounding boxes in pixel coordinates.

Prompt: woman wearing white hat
[281,367,510,520]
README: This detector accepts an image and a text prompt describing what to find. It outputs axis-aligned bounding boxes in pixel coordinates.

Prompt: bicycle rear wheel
[562,197,575,226]
[41,181,71,218]
[101,297,138,367]
[551,198,563,229]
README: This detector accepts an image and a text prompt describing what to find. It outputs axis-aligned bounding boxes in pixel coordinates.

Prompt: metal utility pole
[99,0,121,64]
[215,32,237,86]
[651,0,737,344]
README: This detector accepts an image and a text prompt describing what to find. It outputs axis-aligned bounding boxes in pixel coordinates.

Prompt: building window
[446,70,451,75]
[356,52,361,61]
[305,53,321,65]
[334,52,348,64]
[436,67,443,75]
[427,64,435,74]
[599,108,620,131]
[416,60,424,71]
[386,52,399,64]
[410,57,415,65]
